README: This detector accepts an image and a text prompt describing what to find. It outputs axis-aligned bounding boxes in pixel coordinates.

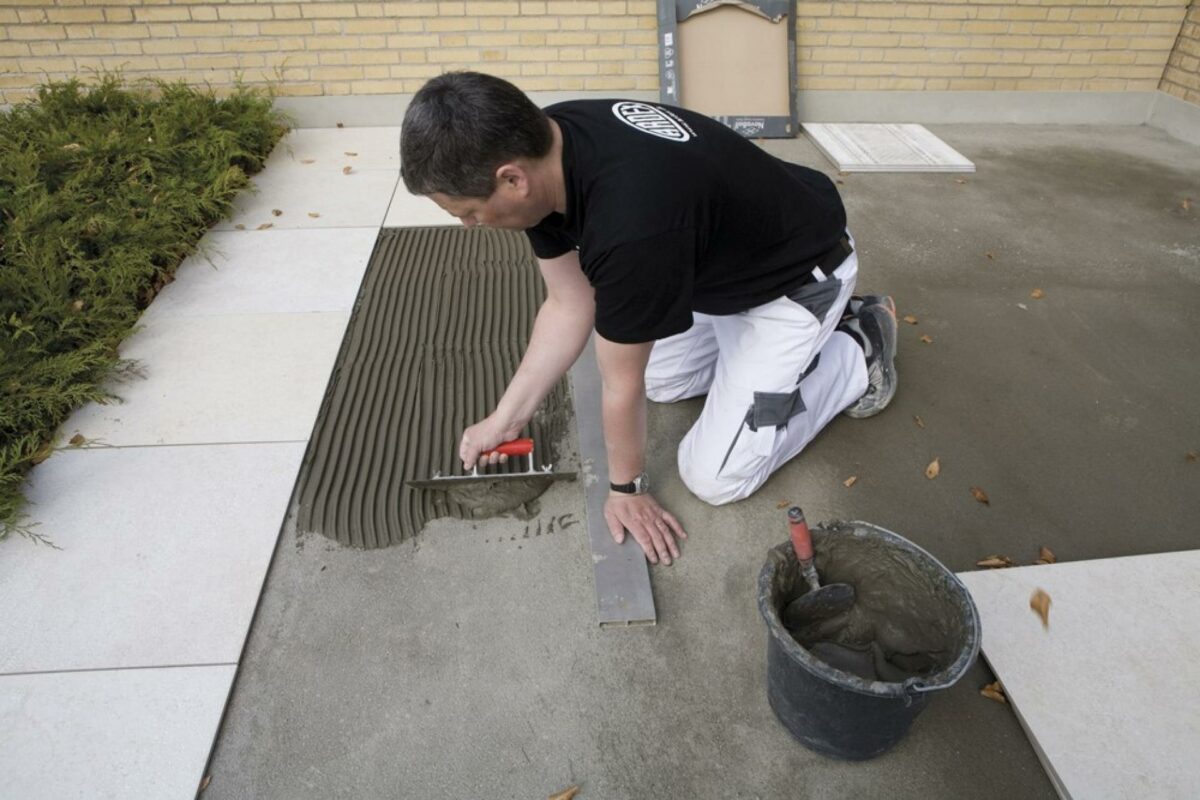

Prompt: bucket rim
[757,519,982,700]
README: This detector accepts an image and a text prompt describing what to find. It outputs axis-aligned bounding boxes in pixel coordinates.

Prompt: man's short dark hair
[400,71,553,199]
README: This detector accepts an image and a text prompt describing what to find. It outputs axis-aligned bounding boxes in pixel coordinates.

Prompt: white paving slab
[958,552,1200,800]
[214,163,398,231]
[270,126,400,171]
[0,443,305,674]
[0,665,235,800]
[384,178,457,227]
[144,228,375,319]
[64,312,349,446]
[803,123,975,172]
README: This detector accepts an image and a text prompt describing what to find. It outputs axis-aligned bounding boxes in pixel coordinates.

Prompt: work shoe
[842,295,898,419]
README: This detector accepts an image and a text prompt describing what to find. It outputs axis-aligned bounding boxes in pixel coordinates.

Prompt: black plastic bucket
[756,520,981,760]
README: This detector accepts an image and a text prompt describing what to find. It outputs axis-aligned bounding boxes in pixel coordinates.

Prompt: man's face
[429,173,543,231]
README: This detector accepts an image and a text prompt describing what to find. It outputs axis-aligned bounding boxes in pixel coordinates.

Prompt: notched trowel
[406,437,577,490]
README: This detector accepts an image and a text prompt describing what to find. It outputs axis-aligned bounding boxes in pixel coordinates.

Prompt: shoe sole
[843,296,897,419]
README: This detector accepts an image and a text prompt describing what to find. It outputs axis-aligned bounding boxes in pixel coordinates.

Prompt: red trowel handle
[482,438,534,458]
[788,506,814,562]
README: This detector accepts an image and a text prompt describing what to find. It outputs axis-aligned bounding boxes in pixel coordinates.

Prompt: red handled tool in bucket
[781,506,856,627]
[406,438,576,490]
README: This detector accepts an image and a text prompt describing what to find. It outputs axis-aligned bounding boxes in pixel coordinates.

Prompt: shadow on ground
[204,124,1199,800]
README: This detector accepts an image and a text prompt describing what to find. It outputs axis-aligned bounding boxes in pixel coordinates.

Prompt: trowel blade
[406,471,577,491]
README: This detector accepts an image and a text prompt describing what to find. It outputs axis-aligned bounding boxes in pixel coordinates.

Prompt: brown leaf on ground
[1186,450,1197,462]
[970,486,990,505]
[308,212,320,218]
[342,166,353,175]
[30,444,53,465]
[980,681,1007,703]
[1030,588,1051,629]
[836,179,844,185]
[344,151,358,156]
[300,158,315,164]
[234,224,245,230]
[336,121,344,128]
[985,251,994,260]
[1036,546,1057,565]
[62,142,82,151]
[925,458,940,479]
[914,415,925,429]
[549,786,579,800]
[977,555,1013,569]
[919,334,934,344]
[1030,288,1045,299]
[68,434,86,447]
[955,177,968,185]
[271,208,283,216]
[199,775,212,792]
[903,314,919,325]
[256,223,273,230]
[843,475,858,488]
[776,500,790,509]
[71,299,85,312]
[1183,197,1192,211]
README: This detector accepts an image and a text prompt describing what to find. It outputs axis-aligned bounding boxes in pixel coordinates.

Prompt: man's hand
[604,492,687,566]
[459,414,523,471]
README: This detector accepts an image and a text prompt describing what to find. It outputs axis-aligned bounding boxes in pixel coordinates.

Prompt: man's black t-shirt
[524,100,847,344]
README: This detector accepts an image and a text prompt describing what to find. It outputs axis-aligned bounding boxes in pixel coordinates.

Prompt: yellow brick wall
[0,0,1192,105]
[1160,0,1199,103]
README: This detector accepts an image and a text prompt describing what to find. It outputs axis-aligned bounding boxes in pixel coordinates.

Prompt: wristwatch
[610,471,650,495]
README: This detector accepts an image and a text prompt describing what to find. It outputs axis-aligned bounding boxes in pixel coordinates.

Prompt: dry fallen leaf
[234,223,245,230]
[919,334,934,344]
[775,500,790,509]
[1036,546,1057,565]
[71,299,85,312]
[1186,450,1197,462]
[980,681,1007,703]
[68,434,86,447]
[1030,588,1051,629]
[344,151,358,156]
[30,444,53,465]
[300,158,315,164]
[549,786,579,800]
[970,486,990,505]
[308,212,320,218]
[342,166,353,175]
[977,555,1013,569]
[903,314,919,325]
[955,177,968,185]
[925,458,940,479]
[843,475,858,488]
[985,252,994,260]
[835,179,844,185]
[1030,288,1045,299]
[256,223,273,230]
[199,775,212,792]
[271,208,283,216]
[336,121,344,128]
[914,415,925,429]
[1183,197,1192,211]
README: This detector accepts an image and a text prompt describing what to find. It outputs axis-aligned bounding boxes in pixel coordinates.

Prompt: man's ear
[495,163,529,196]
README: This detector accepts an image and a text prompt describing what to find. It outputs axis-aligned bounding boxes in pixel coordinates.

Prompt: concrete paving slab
[206,125,1199,798]
[214,165,397,231]
[383,176,454,227]
[958,552,1200,800]
[64,312,349,446]
[144,228,376,319]
[270,126,400,172]
[0,443,304,674]
[0,665,234,800]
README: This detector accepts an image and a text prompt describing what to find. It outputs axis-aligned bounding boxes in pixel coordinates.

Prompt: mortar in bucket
[757,520,981,760]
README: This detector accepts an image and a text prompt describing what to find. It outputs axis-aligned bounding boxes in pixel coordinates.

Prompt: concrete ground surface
[204,125,1199,799]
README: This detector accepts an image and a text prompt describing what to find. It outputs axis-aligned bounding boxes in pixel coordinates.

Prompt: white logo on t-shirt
[612,102,693,143]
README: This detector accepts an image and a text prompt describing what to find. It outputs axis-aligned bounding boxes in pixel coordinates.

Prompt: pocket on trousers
[786,277,844,323]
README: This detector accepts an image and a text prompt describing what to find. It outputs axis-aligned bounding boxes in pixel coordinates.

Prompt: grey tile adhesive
[294,226,571,548]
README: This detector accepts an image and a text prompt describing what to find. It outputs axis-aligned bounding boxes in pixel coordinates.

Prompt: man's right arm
[459,250,594,469]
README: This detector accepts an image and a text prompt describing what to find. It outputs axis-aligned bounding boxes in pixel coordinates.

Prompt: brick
[382,2,439,16]
[309,65,366,80]
[586,16,638,30]
[190,7,219,22]
[0,42,28,56]
[350,79,408,93]
[504,16,558,30]
[142,39,195,54]
[131,6,189,22]
[468,32,520,45]
[5,24,65,40]
[387,34,439,47]
[851,33,901,47]
[47,8,105,23]
[274,5,303,20]
[548,1,600,13]
[344,19,400,33]
[520,32,546,45]
[301,3,360,19]
[91,23,152,39]
[427,17,478,31]
[174,22,233,37]
[104,8,134,23]
[466,1,519,13]
[426,47,482,62]
[218,6,274,21]
[520,2,547,12]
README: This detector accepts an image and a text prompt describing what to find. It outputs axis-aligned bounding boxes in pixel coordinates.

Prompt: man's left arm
[595,335,688,566]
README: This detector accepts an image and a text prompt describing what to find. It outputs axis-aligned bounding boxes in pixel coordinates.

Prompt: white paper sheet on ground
[803,123,975,173]
[957,551,1200,800]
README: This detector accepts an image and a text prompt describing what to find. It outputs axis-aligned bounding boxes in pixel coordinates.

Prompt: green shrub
[0,75,289,541]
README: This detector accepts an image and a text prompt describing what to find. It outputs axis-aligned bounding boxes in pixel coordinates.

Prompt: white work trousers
[645,246,868,506]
